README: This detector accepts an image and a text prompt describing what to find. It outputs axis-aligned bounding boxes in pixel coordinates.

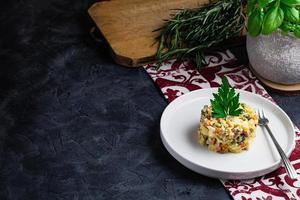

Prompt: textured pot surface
[247,32,300,84]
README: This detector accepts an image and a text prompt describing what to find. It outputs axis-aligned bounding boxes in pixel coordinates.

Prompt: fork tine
[262,110,265,119]
[257,110,261,119]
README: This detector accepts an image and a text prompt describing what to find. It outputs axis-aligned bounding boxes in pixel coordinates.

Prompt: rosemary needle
[156,0,246,69]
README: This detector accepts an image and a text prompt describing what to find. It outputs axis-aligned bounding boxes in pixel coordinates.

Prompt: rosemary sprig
[155,0,246,69]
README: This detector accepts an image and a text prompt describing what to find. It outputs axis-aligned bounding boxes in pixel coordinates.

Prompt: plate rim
[160,88,295,179]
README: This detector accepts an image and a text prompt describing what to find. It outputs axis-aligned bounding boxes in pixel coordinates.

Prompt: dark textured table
[0,1,299,200]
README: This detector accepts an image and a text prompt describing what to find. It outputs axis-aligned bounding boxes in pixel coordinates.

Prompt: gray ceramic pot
[246,32,300,84]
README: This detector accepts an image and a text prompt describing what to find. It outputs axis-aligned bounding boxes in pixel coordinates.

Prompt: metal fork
[258,110,298,179]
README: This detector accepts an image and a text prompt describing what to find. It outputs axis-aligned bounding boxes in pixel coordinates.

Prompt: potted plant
[155,0,300,84]
[246,0,300,84]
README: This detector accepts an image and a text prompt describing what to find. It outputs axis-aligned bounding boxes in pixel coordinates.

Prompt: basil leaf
[280,21,295,33]
[258,0,275,8]
[281,0,300,6]
[248,9,264,36]
[262,7,284,34]
[247,0,257,15]
[247,3,254,16]
[281,4,299,23]
[294,26,300,38]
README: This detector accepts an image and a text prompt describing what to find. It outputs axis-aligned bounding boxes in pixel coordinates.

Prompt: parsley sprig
[210,77,242,118]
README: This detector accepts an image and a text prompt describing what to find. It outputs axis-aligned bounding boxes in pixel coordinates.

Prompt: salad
[197,77,258,153]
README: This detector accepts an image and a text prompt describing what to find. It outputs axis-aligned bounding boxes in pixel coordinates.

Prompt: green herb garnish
[210,77,242,118]
[155,0,245,69]
[247,0,300,38]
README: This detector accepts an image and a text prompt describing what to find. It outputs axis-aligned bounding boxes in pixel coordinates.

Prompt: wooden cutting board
[88,0,211,67]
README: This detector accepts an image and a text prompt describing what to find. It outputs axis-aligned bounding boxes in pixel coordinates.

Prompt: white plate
[160,88,295,180]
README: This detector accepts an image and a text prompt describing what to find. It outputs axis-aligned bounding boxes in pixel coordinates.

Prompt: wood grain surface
[88,0,210,67]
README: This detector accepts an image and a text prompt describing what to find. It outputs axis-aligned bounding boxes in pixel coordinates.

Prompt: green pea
[248,9,264,36]
[262,7,284,35]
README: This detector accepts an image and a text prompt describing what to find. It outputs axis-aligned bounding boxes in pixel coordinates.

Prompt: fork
[258,110,298,179]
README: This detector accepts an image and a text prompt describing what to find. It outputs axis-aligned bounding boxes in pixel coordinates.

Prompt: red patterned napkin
[144,50,300,200]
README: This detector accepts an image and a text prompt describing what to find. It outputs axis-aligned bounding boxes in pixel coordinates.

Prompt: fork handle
[264,124,298,179]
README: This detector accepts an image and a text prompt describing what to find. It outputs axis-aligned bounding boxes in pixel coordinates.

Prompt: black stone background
[0,1,299,199]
